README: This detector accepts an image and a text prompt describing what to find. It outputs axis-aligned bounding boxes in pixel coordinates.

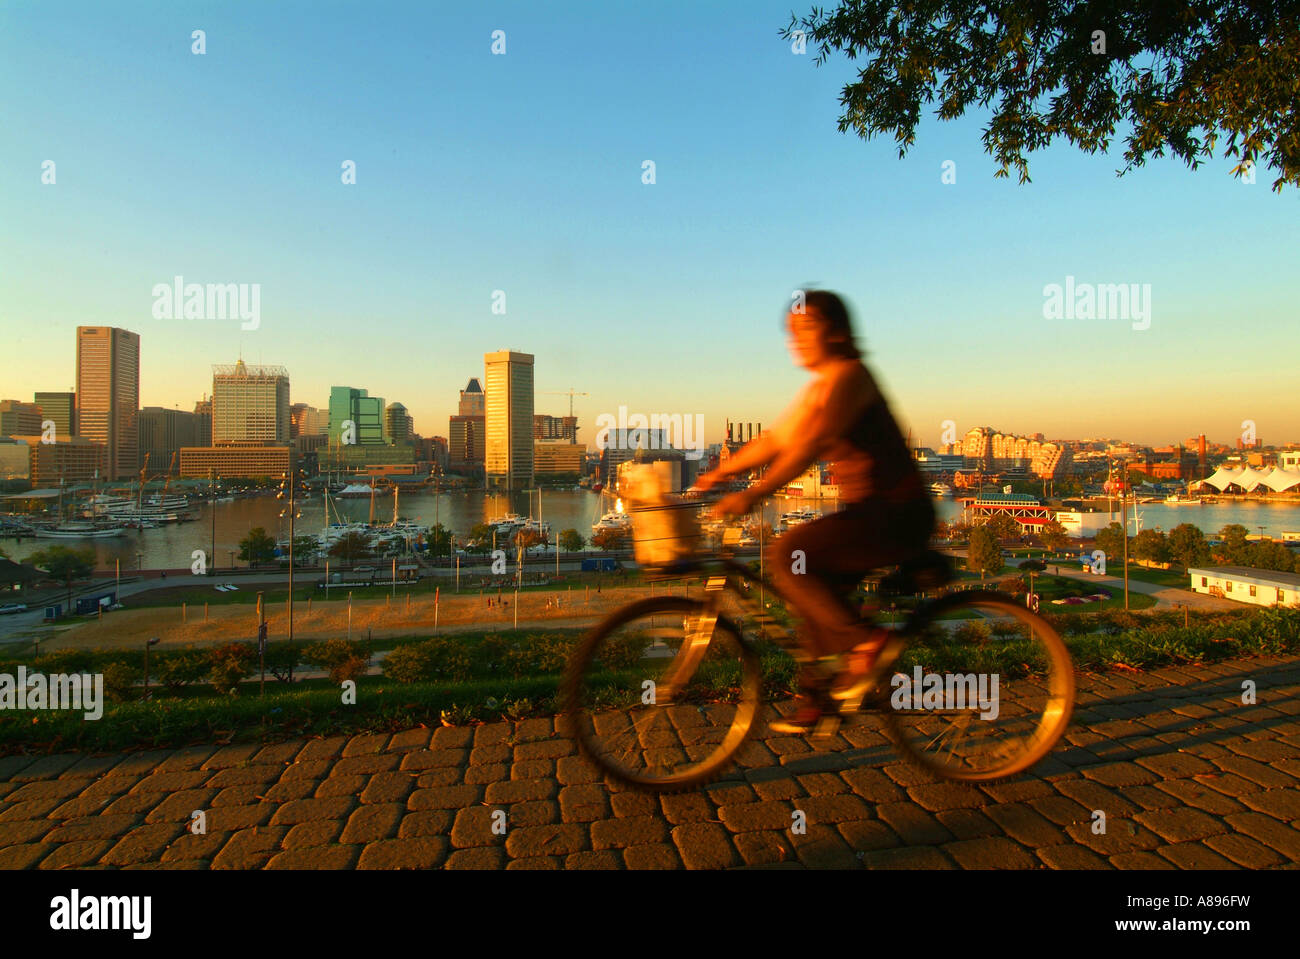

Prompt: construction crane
[542,389,589,417]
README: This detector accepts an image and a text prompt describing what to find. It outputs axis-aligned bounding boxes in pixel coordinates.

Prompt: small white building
[1188,566,1300,608]
[1054,509,1112,538]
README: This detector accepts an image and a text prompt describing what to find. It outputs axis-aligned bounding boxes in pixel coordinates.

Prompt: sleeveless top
[831,373,926,505]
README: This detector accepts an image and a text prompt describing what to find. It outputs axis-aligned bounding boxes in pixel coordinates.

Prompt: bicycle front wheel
[881,591,1075,782]
[560,596,762,792]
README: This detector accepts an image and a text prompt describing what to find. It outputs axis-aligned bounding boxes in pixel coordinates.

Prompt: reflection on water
[2,488,1297,571]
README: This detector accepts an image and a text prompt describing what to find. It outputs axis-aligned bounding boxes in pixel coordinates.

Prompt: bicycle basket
[621,464,705,567]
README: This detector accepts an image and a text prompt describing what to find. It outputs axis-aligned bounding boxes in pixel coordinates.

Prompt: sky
[2,0,1297,451]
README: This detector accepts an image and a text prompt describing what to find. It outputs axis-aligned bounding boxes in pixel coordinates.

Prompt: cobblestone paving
[2,654,1299,869]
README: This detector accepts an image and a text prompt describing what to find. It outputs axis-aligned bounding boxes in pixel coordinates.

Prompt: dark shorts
[770,496,935,593]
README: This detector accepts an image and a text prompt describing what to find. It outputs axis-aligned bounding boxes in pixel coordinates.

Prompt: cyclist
[695,291,934,733]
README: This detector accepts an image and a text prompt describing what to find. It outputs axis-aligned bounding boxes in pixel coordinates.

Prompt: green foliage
[781,0,1300,191]
[157,650,210,691]
[1039,520,1070,553]
[425,523,453,555]
[101,662,141,702]
[966,526,1002,577]
[33,648,96,674]
[328,531,372,565]
[27,545,96,588]
[208,642,256,694]
[262,642,301,683]
[999,575,1029,595]
[238,527,277,568]
[381,637,472,684]
[1168,523,1211,569]
[1094,523,1128,564]
[1133,529,1170,564]
[301,639,368,684]
[558,528,586,553]
[591,526,630,552]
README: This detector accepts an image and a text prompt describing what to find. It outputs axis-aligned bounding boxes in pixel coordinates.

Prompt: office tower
[0,400,45,437]
[385,402,414,442]
[484,350,534,491]
[138,407,203,472]
[458,378,485,417]
[212,361,290,442]
[534,414,578,442]
[329,386,386,446]
[290,403,328,438]
[33,392,75,438]
[76,326,140,480]
[194,397,213,446]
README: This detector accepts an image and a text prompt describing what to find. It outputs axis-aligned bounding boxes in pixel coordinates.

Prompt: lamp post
[278,463,303,682]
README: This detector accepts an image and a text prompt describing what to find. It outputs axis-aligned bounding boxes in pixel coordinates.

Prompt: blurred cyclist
[695,291,934,733]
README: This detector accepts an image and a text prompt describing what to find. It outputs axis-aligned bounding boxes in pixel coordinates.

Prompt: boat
[1164,493,1202,505]
[592,511,632,533]
[34,523,126,539]
[929,482,954,498]
[776,509,820,531]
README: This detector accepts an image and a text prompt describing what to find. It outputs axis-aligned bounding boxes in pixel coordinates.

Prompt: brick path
[2,654,1299,869]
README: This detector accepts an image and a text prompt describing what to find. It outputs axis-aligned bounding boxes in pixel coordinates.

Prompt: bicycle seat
[878,550,954,596]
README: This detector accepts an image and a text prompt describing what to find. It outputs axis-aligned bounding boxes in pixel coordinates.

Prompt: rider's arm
[745,363,876,500]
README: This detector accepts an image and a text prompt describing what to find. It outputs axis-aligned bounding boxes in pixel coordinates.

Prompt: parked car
[0,603,28,615]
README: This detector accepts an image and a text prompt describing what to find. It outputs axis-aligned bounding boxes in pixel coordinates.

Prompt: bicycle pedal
[812,716,840,739]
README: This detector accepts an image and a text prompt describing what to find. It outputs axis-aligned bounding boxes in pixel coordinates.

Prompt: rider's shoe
[830,627,906,701]
[768,694,824,734]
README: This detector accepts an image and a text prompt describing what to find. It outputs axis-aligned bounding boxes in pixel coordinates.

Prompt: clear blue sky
[2,0,1296,450]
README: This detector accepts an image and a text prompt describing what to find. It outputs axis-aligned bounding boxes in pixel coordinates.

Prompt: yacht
[929,482,954,498]
[776,509,820,531]
[1164,492,1202,505]
[592,511,632,533]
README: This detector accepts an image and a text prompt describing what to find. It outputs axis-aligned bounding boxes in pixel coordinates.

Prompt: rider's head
[785,290,862,369]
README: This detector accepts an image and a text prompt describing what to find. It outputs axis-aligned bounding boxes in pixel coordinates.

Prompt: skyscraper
[76,326,139,480]
[212,361,290,442]
[328,386,386,446]
[33,391,75,439]
[385,402,413,442]
[484,351,534,491]
[449,378,485,476]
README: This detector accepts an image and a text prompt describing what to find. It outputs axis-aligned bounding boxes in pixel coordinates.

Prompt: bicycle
[560,475,1075,792]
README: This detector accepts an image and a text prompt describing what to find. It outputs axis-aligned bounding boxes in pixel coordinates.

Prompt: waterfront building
[1189,566,1300,608]
[32,392,75,438]
[8,435,106,486]
[484,350,534,491]
[329,386,386,446]
[138,407,203,472]
[212,361,290,443]
[0,400,44,438]
[179,441,292,479]
[75,326,139,480]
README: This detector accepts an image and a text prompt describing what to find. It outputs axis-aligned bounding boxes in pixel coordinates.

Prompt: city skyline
[2,323,1297,455]
[2,2,1297,450]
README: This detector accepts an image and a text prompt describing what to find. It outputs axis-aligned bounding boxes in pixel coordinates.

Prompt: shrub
[473,634,515,674]
[953,621,992,644]
[101,661,141,702]
[262,642,302,683]
[156,650,210,691]
[208,642,255,695]
[34,648,98,674]
[383,644,436,684]
[302,639,368,684]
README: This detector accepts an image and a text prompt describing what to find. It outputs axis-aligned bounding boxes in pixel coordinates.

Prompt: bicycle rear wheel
[880,591,1074,782]
[560,596,762,792]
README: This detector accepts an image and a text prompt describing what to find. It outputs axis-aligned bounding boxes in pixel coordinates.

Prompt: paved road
[2,652,1298,869]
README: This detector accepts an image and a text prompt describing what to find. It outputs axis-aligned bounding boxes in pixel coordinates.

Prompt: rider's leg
[768,498,934,657]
